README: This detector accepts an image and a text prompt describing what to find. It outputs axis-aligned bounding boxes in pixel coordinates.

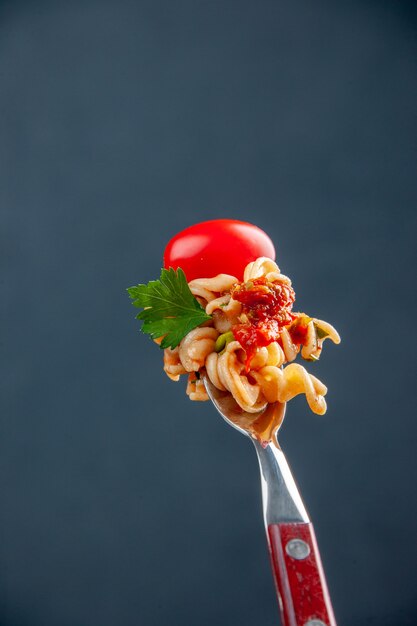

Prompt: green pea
[215,331,235,353]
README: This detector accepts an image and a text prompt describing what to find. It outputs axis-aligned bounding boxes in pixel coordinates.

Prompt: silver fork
[203,375,337,626]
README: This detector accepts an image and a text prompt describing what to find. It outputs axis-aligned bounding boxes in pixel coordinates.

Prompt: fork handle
[267,522,337,626]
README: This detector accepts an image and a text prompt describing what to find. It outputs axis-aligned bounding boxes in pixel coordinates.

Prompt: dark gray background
[1,1,416,625]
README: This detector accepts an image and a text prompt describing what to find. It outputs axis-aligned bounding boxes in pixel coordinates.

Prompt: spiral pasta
[189,274,242,333]
[163,257,340,422]
[243,256,292,286]
[206,342,267,413]
[251,364,328,415]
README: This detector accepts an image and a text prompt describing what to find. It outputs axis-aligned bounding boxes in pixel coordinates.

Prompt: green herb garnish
[127,267,211,349]
[315,324,330,340]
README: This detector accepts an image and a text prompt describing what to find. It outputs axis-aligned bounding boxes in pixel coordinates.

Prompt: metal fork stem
[252,439,310,526]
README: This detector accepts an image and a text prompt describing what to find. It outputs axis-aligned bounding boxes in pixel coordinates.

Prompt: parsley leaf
[127,267,211,349]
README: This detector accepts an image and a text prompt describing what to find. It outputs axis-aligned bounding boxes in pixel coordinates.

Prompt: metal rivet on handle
[304,620,328,626]
[285,538,310,560]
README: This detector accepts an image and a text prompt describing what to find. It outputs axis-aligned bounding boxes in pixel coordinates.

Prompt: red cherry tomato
[163,219,276,281]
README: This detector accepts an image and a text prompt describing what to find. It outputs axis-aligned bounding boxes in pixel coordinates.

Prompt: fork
[203,375,337,626]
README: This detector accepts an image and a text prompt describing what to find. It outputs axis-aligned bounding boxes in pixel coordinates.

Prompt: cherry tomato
[163,219,276,281]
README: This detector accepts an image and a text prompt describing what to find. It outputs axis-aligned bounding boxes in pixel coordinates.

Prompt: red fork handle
[268,522,337,626]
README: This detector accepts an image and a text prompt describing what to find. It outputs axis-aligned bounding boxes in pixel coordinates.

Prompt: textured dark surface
[1,1,417,625]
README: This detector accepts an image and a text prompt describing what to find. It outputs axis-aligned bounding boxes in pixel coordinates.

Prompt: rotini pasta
[162,257,340,423]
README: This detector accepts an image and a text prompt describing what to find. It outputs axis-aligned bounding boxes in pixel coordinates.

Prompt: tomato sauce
[233,319,280,368]
[231,278,298,368]
[231,277,295,323]
[287,315,311,345]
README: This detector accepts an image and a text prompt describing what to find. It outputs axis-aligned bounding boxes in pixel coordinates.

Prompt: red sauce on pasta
[231,278,297,368]
[231,277,295,322]
[287,316,310,345]
[232,319,277,367]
